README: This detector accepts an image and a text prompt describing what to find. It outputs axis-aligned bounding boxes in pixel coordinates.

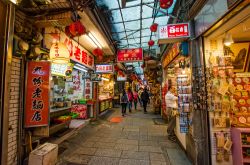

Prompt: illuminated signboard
[51,63,68,76]
[159,23,190,39]
[117,48,143,62]
[95,64,113,73]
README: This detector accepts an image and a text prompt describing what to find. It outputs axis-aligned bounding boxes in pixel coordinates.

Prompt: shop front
[24,28,95,137]
[95,64,114,114]
[202,2,250,164]
[161,42,192,150]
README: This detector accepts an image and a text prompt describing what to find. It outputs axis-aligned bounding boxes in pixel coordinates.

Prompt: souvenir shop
[202,2,250,164]
[95,64,114,114]
[161,42,192,150]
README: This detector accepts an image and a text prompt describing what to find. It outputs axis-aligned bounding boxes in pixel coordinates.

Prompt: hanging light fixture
[159,0,173,9]
[224,32,234,46]
[49,42,70,64]
[150,23,158,32]
[148,40,155,46]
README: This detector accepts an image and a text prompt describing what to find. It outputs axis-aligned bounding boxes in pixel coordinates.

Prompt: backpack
[121,95,127,102]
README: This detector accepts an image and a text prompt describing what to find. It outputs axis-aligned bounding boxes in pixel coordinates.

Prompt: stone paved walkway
[56,105,192,165]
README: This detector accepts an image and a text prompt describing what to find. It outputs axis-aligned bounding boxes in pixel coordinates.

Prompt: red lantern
[68,21,86,37]
[93,48,103,57]
[97,55,103,62]
[118,70,122,75]
[148,40,155,47]
[150,23,158,32]
[160,0,173,9]
[114,65,119,71]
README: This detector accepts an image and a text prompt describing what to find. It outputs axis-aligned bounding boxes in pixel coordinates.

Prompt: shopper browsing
[165,85,178,141]
[127,88,133,113]
[133,90,139,110]
[141,88,150,113]
[120,90,128,117]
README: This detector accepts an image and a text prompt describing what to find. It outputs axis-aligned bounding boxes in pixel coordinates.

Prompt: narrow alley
[56,106,191,165]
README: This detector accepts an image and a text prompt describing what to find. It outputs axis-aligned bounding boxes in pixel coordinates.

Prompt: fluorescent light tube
[88,32,102,48]
[101,77,109,81]
[73,66,88,72]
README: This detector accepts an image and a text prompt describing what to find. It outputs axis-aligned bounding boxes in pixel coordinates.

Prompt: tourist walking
[127,88,134,112]
[120,90,128,117]
[133,90,139,110]
[141,88,150,113]
[138,88,143,107]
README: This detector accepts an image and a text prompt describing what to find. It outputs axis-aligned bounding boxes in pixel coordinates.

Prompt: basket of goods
[54,115,71,124]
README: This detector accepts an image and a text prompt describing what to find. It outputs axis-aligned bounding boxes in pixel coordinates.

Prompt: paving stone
[139,140,158,146]
[74,147,96,155]
[88,156,119,165]
[139,146,163,153]
[80,141,95,147]
[93,142,116,149]
[116,139,138,145]
[95,148,122,158]
[100,138,118,143]
[151,161,170,165]
[64,154,92,164]
[150,153,166,162]
[114,144,138,151]
[121,151,149,160]
[119,159,150,165]
[85,137,101,142]
[159,141,179,148]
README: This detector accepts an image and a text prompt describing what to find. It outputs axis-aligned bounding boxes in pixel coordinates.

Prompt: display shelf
[231,128,250,165]
[50,107,71,113]
[243,158,250,163]
[49,121,70,135]
[242,145,250,147]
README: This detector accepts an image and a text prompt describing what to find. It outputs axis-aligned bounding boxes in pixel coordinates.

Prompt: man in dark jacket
[141,88,150,113]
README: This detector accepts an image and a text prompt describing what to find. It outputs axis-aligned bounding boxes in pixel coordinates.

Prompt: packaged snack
[218,56,225,67]
[247,99,250,105]
[226,67,234,77]
[218,68,226,78]
[243,77,249,83]
[234,91,242,97]
[236,84,244,90]
[239,99,246,105]
[242,91,249,97]
[239,116,247,124]
[213,67,219,77]
[235,78,242,84]
[240,107,248,113]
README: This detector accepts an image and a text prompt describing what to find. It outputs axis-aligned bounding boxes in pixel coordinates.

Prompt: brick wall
[8,57,21,165]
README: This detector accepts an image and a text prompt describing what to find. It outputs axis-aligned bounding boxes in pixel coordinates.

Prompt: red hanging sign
[159,23,190,39]
[117,48,143,62]
[25,61,50,127]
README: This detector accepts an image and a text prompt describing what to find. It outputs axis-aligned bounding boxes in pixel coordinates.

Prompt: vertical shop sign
[162,43,180,68]
[25,61,50,127]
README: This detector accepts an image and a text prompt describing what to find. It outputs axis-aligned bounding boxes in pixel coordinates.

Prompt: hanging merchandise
[150,23,158,32]
[159,0,173,9]
[148,40,155,47]
[49,42,70,64]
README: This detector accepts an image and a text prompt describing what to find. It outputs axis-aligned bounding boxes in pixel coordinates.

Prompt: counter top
[50,107,71,113]
[99,97,113,101]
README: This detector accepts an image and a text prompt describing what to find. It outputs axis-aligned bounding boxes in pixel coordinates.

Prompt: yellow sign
[162,43,180,68]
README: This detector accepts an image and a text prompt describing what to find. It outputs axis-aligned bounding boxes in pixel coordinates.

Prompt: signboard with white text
[159,23,190,39]
[95,64,113,73]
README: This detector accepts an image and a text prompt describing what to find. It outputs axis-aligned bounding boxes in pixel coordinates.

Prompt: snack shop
[94,64,114,114]
[161,42,192,150]
[201,1,250,164]
[24,27,96,137]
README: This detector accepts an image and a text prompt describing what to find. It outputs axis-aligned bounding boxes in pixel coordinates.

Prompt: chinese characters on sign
[45,27,94,69]
[25,62,50,127]
[117,48,143,62]
[85,79,92,99]
[159,23,190,39]
[95,64,113,73]
[162,43,180,68]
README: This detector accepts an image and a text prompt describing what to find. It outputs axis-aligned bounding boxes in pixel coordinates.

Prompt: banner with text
[159,23,190,39]
[44,27,94,69]
[25,61,50,127]
[117,48,143,62]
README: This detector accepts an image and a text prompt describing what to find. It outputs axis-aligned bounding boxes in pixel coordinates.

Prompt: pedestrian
[138,88,143,107]
[120,89,128,117]
[141,88,150,113]
[127,88,133,112]
[165,85,178,141]
[133,90,139,110]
